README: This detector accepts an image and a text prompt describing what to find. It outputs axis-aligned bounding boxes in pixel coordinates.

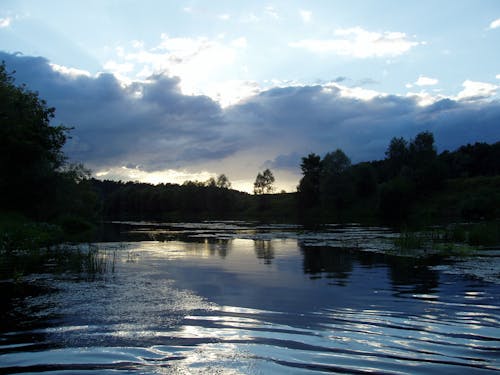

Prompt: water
[1,222,499,374]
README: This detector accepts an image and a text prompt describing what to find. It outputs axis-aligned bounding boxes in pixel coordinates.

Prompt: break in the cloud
[104,34,249,106]
[415,76,439,86]
[0,17,11,28]
[2,52,499,192]
[289,27,423,58]
[489,18,500,29]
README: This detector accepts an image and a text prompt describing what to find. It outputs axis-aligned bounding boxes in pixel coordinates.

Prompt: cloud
[218,13,231,21]
[96,166,215,185]
[2,52,499,190]
[456,80,498,101]
[415,75,438,86]
[0,17,11,28]
[489,18,500,29]
[49,63,91,78]
[103,34,250,105]
[264,6,279,19]
[299,10,312,23]
[0,52,235,173]
[496,74,500,79]
[289,27,423,58]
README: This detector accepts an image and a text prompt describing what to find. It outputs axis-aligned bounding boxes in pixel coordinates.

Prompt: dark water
[1,222,499,374]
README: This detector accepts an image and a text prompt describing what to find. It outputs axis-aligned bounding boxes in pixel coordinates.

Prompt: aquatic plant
[0,243,117,280]
[392,226,481,257]
[0,214,63,252]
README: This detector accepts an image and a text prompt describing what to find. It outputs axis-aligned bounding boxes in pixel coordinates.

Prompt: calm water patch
[1,222,499,374]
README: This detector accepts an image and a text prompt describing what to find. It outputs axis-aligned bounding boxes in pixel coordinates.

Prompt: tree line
[1,60,498,234]
[298,133,500,223]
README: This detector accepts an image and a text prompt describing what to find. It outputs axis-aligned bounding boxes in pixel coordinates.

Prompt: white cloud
[496,74,500,79]
[231,37,247,48]
[95,166,215,186]
[299,9,312,23]
[456,80,498,101]
[103,34,249,103]
[218,13,231,21]
[265,6,279,19]
[415,75,438,86]
[204,80,261,107]
[0,17,11,28]
[489,18,500,29]
[322,82,385,101]
[49,63,91,78]
[131,40,144,49]
[289,27,422,58]
[406,91,442,106]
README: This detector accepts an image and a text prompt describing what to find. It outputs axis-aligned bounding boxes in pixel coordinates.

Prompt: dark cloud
[232,86,499,167]
[0,52,235,171]
[1,51,499,178]
[265,152,303,170]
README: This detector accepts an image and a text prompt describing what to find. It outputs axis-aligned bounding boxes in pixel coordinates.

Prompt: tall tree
[216,174,231,189]
[298,153,321,207]
[320,149,353,212]
[385,137,409,178]
[409,131,436,167]
[253,169,275,194]
[0,62,95,221]
[0,62,70,214]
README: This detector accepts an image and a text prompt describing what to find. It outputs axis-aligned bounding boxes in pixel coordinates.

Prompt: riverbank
[0,213,95,252]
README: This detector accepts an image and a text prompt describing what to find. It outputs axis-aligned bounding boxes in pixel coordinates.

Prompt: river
[1,222,499,374]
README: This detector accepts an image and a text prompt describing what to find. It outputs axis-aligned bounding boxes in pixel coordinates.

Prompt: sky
[1,0,499,192]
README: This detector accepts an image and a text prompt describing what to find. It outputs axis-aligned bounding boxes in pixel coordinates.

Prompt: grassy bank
[408,176,500,225]
[0,212,95,252]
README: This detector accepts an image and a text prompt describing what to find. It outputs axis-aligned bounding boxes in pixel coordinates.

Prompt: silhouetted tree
[409,131,436,168]
[216,174,231,189]
[385,136,409,178]
[0,61,96,223]
[352,163,377,197]
[320,149,354,212]
[409,131,444,193]
[379,176,416,223]
[298,153,321,207]
[254,169,275,194]
[205,177,217,187]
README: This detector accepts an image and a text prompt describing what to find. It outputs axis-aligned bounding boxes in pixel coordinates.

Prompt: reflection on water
[1,222,499,374]
[254,240,274,264]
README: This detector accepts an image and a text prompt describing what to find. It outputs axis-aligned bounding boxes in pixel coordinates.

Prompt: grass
[392,221,499,257]
[0,243,116,281]
[0,212,117,281]
[409,176,500,225]
[0,213,64,252]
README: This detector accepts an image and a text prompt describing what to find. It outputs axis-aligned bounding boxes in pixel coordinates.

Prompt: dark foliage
[90,178,297,222]
[298,131,499,224]
[0,62,97,230]
[1,58,498,231]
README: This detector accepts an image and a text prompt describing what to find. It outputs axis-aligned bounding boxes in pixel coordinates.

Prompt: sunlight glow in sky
[1,1,499,192]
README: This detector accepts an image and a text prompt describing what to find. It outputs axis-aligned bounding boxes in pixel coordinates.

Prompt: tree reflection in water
[300,244,440,294]
[254,240,274,264]
[300,245,354,285]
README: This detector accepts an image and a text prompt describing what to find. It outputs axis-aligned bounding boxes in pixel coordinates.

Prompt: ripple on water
[1,226,499,374]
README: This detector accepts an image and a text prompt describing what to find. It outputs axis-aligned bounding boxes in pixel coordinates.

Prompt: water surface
[1,222,499,374]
